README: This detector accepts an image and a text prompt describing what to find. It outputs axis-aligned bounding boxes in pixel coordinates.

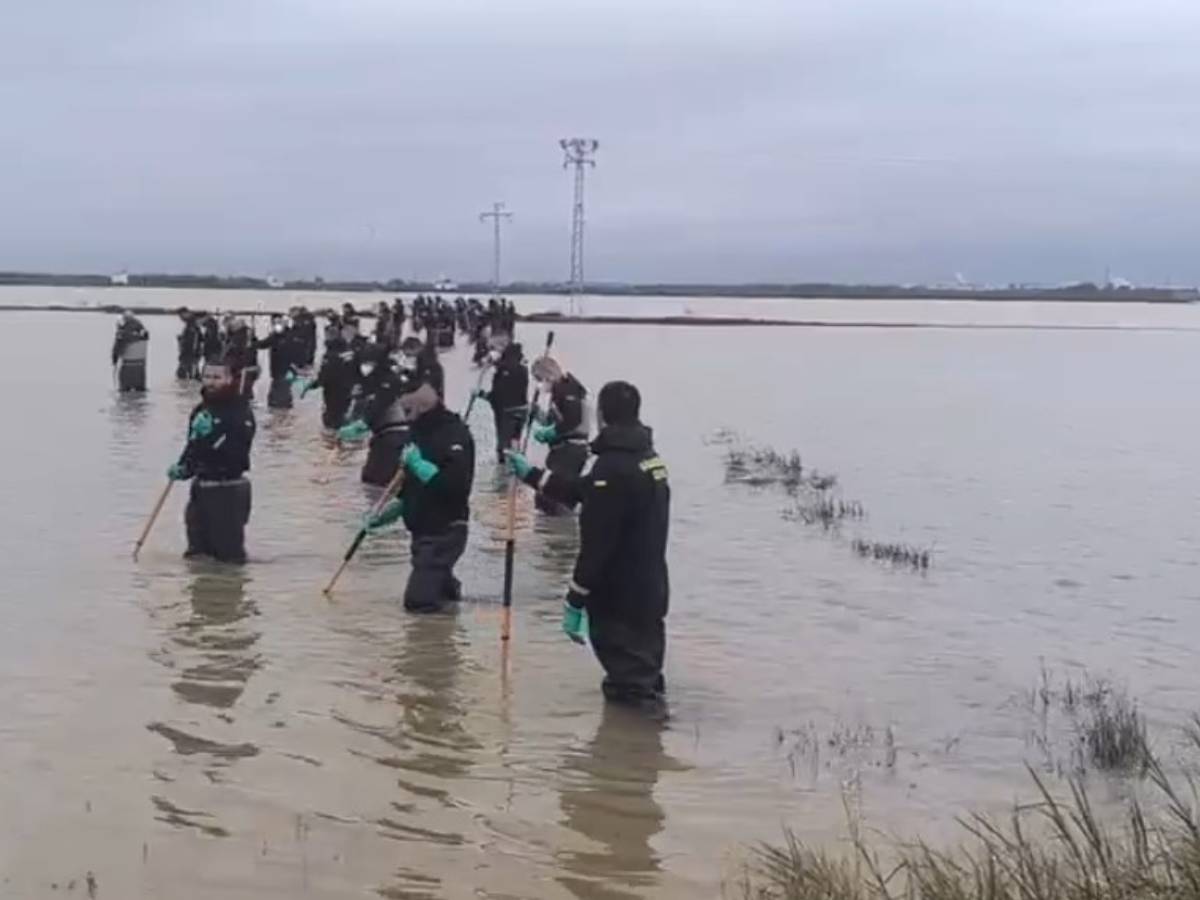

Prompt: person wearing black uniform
[175,308,203,380]
[374,302,394,352]
[167,358,257,564]
[415,340,445,399]
[255,315,303,409]
[506,381,670,708]
[304,329,358,431]
[222,319,259,401]
[337,348,414,486]
[473,332,528,462]
[111,310,150,392]
[201,314,224,367]
[292,307,318,369]
[365,381,475,613]
[529,356,591,515]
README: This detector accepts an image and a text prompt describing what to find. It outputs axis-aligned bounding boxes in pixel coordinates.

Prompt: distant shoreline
[0,272,1195,304]
[2,303,1197,333]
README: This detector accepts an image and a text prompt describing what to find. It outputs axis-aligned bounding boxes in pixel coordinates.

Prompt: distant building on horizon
[110,271,129,286]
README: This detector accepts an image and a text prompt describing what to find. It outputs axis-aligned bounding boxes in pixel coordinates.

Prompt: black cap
[598,381,641,426]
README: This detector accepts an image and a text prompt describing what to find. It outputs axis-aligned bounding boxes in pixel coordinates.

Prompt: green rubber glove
[298,379,314,398]
[337,419,370,442]
[365,498,405,532]
[532,423,557,445]
[167,462,188,481]
[189,410,215,440]
[401,443,439,484]
[562,601,589,644]
[285,370,302,385]
[504,449,532,480]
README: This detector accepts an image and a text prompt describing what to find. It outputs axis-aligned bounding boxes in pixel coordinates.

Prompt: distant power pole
[479,202,513,296]
[559,138,599,315]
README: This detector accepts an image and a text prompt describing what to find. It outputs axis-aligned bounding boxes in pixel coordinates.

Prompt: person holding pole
[472,331,528,463]
[363,379,475,613]
[166,356,257,564]
[529,355,591,515]
[505,381,670,711]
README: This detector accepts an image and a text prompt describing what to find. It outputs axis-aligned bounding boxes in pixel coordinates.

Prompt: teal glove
[401,443,439,484]
[532,424,557,445]
[285,370,302,385]
[504,449,532,480]
[365,498,405,532]
[167,462,188,481]
[471,388,488,400]
[189,410,215,440]
[337,419,370,442]
[562,601,589,644]
[298,379,314,398]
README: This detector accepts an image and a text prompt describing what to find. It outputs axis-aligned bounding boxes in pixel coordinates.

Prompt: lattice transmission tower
[559,138,598,315]
[479,201,513,296]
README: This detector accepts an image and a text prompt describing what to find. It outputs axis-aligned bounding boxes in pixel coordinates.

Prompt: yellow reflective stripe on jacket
[639,456,669,481]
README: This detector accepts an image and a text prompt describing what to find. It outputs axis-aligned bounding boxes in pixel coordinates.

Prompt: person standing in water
[255,314,304,409]
[529,355,591,515]
[337,344,414,487]
[224,318,259,400]
[506,381,670,710]
[474,331,528,462]
[293,306,318,369]
[200,312,224,368]
[304,326,358,431]
[167,357,257,564]
[365,380,475,613]
[175,308,203,380]
[111,310,150,392]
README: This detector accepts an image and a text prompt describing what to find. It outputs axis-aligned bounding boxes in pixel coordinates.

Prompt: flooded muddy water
[0,289,1198,897]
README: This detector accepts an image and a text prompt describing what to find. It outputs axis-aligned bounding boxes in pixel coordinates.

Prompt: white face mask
[273,324,284,334]
[402,355,418,369]
[360,363,375,377]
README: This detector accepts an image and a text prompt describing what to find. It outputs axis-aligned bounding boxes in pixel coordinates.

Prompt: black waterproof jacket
[177,390,257,481]
[360,365,413,436]
[486,345,528,412]
[528,423,670,622]
[400,406,475,537]
[255,329,304,378]
[313,340,358,411]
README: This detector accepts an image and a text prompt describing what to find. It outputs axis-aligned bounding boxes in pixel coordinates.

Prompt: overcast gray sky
[3,0,1199,285]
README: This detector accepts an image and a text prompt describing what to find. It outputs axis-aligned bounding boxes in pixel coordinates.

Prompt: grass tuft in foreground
[736,726,1200,900]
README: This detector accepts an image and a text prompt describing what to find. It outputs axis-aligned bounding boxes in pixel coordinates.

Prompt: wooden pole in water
[501,329,554,642]
[462,361,492,423]
[132,481,173,561]
[323,465,406,596]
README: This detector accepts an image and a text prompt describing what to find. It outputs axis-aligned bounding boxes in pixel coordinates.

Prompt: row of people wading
[134,297,668,711]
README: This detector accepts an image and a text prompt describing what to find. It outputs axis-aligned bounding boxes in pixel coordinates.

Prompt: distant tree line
[0,271,1194,303]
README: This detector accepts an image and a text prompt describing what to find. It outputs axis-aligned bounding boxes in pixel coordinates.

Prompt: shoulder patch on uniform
[640,456,669,481]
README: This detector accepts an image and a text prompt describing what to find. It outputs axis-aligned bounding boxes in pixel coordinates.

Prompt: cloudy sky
[4,0,1199,285]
